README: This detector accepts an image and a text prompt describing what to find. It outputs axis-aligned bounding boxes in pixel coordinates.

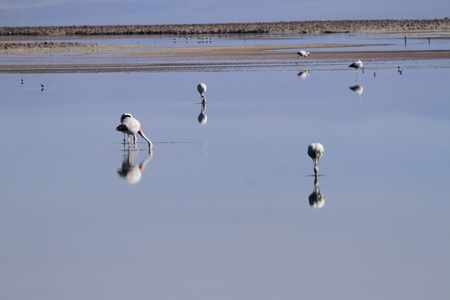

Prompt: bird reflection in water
[198,101,208,124]
[309,177,325,208]
[349,84,364,94]
[297,70,310,79]
[117,149,153,184]
[348,59,364,94]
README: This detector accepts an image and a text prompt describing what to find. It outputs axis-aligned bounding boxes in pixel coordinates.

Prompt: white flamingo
[297,50,310,58]
[120,113,133,144]
[116,115,153,150]
[349,59,363,70]
[308,143,324,178]
[349,60,363,81]
[197,83,207,101]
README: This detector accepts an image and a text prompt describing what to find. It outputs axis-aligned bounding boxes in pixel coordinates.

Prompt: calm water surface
[1,39,450,299]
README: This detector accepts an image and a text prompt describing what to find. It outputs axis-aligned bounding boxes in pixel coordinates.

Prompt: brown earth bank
[1,19,450,36]
[0,41,151,53]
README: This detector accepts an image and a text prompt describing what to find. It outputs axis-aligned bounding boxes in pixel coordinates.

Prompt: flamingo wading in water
[297,50,310,58]
[197,83,207,102]
[349,59,363,70]
[116,114,153,150]
[349,59,363,81]
[120,113,133,144]
[308,143,324,178]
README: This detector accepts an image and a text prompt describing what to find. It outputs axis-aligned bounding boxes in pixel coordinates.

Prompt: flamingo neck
[138,129,153,150]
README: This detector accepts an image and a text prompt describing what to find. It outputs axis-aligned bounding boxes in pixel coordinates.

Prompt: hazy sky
[0,0,449,27]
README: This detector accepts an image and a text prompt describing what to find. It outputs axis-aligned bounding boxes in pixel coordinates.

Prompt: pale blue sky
[0,0,449,27]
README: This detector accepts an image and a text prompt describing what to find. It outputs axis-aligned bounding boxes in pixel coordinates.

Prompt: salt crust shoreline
[1,19,449,72]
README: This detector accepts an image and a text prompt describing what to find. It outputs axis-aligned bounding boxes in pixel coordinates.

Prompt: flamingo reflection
[349,84,364,94]
[198,101,208,124]
[117,149,153,184]
[309,177,325,208]
[297,70,310,79]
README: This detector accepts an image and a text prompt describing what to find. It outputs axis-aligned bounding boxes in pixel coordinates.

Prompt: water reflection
[308,177,325,208]
[297,70,310,79]
[198,101,208,124]
[117,149,153,184]
[349,84,364,94]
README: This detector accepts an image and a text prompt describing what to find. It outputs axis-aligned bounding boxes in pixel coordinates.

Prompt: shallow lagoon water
[1,48,450,299]
[3,32,450,51]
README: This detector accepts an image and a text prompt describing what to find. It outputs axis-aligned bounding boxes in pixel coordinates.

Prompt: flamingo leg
[133,134,140,150]
[314,158,319,178]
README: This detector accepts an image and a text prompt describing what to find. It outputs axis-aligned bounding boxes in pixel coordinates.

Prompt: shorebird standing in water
[308,143,324,178]
[349,59,363,81]
[297,50,310,58]
[120,113,133,144]
[349,59,363,70]
[197,83,207,102]
[116,114,153,150]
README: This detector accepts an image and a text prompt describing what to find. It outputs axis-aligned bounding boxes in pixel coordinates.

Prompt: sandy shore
[1,19,449,73]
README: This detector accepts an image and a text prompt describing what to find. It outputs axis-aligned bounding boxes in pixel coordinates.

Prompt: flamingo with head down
[116,114,153,150]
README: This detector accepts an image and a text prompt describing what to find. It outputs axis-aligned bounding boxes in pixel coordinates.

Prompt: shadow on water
[117,148,153,184]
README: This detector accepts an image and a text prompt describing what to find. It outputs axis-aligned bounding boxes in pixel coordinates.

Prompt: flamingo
[308,143,324,178]
[349,59,363,81]
[116,114,153,150]
[349,59,363,70]
[120,113,133,144]
[197,83,207,102]
[297,50,310,58]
